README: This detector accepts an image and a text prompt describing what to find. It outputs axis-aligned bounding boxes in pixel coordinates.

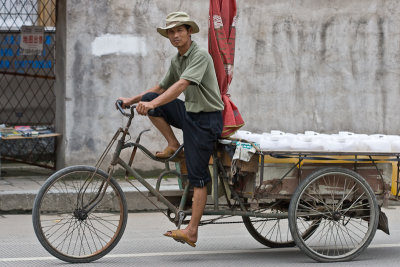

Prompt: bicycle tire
[32,165,128,263]
[288,167,378,262]
[242,204,320,248]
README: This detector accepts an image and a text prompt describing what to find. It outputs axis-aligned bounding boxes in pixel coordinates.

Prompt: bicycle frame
[93,103,290,226]
[115,145,289,221]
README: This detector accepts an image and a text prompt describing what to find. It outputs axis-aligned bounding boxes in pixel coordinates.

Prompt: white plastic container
[231,130,400,154]
[324,133,358,152]
[290,133,324,151]
[391,137,400,153]
[338,131,355,137]
[247,133,263,146]
[361,134,391,153]
[352,134,368,151]
[260,132,291,151]
[231,130,252,140]
[270,130,285,136]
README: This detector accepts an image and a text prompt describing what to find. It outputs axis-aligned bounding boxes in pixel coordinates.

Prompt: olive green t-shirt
[159,41,224,113]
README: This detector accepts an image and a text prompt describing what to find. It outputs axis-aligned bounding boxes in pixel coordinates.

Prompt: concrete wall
[233,0,400,134]
[59,0,400,170]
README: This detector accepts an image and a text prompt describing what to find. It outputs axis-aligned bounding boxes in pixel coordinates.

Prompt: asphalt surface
[1,162,400,266]
[0,209,400,267]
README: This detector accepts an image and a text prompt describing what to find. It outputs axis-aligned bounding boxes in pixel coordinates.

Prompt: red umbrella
[208,0,244,137]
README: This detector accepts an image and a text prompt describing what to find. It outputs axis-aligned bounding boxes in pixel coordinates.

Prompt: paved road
[0,207,399,267]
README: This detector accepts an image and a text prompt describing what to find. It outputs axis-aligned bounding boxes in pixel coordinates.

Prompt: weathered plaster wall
[233,0,400,134]
[62,0,400,169]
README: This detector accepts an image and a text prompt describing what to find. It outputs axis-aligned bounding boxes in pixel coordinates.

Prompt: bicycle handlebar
[115,100,155,117]
[116,100,134,117]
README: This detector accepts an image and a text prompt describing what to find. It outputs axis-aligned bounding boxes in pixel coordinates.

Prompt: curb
[0,190,170,213]
[0,163,180,213]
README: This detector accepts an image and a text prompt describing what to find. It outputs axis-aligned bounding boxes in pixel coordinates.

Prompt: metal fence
[0,0,56,125]
[0,0,57,169]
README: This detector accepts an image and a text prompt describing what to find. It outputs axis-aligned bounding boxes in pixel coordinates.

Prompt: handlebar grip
[116,99,154,116]
[116,99,130,109]
[116,100,133,117]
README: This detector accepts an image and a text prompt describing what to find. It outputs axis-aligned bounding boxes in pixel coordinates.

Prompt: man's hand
[117,97,133,109]
[136,101,155,115]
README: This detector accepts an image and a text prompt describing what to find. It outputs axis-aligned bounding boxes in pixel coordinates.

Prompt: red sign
[20,26,44,55]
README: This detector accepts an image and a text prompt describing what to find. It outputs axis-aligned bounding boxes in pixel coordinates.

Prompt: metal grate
[0,0,57,169]
[1,136,56,168]
[0,0,56,125]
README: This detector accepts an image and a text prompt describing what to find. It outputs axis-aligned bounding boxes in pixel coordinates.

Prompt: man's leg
[141,92,185,152]
[181,186,207,243]
[148,116,180,150]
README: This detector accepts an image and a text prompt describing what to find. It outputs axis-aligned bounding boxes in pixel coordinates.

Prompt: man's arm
[136,79,190,115]
[118,85,165,108]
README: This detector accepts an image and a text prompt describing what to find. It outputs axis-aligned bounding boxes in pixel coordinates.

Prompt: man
[118,11,224,247]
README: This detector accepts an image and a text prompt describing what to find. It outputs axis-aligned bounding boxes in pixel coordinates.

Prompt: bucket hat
[157,11,199,38]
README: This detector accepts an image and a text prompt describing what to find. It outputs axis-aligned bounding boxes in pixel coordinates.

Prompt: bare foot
[180,227,197,243]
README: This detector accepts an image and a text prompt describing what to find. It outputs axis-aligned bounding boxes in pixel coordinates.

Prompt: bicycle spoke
[291,168,378,262]
[33,168,127,262]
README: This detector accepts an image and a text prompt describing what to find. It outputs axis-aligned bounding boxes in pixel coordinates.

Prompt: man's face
[167,25,192,48]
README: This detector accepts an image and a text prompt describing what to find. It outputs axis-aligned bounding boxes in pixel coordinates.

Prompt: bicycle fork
[74,119,130,217]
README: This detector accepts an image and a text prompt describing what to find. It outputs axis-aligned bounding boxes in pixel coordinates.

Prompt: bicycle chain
[199,220,244,226]
[199,217,277,226]
[122,184,276,226]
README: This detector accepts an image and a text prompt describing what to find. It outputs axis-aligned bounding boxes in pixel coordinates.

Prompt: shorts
[141,92,223,187]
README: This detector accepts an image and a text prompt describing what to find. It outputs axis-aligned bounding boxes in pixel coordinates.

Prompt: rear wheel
[289,167,378,262]
[32,165,128,263]
[242,201,320,248]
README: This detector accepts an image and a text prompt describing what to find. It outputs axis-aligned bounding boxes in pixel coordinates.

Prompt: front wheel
[288,167,379,262]
[32,165,128,263]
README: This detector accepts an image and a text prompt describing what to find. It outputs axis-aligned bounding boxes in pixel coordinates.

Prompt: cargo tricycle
[32,102,398,263]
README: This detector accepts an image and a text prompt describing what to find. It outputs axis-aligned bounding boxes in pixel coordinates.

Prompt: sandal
[164,230,196,247]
